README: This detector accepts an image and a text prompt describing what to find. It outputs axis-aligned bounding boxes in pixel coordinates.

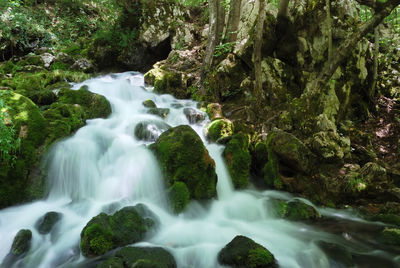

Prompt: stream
[0,72,399,268]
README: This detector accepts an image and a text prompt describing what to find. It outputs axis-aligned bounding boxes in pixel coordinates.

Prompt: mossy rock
[58,86,111,119]
[35,211,62,235]
[223,133,251,189]
[0,91,47,208]
[218,235,275,268]
[147,108,170,118]
[150,125,217,213]
[16,54,44,67]
[98,246,177,268]
[205,119,234,144]
[167,181,191,214]
[80,204,157,257]
[370,213,400,226]
[142,99,157,108]
[206,103,223,121]
[382,228,400,245]
[134,120,171,142]
[11,229,32,256]
[269,199,321,221]
[144,68,188,99]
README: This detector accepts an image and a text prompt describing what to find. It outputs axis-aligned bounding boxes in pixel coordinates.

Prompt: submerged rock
[218,235,275,268]
[150,125,217,213]
[98,246,177,268]
[35,211,62,234]
[183,107,205,124]
[134,120,171,142]
[11,229,32,256]
[223,133,251,189]
[270,199,321,221]
[142,99,157,108]
[382,227,400,245]
[205,119,234,144]
[147,107,170,118]
[80,204,157,257]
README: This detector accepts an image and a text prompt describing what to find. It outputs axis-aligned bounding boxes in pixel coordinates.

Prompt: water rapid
[0,72,399,268]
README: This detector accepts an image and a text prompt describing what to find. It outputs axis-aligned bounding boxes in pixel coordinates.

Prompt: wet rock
[317,241,354,267]
[11,229,32,256]
[71,59,94,73]
[150,125,217,213]
[382,227,400,245]
[144,68,187,99]
[142,99,157,108]
[80,204,157,257]
[269,199,321,221]
[206,103,223,121]
[205,119,234,144]
[147,108,170,118]
[218,235,275,268]
[183,107,205,124]
[223,133,251,189]
[134,120,171,142]
[40,53,55,68]
[35,211,62,234]
[58,86,111,119]
[98,246,177,268]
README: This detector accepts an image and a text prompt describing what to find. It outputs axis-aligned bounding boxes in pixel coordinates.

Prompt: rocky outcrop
[150,125,217,213]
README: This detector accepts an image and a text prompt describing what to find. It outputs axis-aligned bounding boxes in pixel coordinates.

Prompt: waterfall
[0,72,398,268]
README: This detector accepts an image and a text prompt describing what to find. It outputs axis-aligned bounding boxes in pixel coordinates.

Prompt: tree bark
[302,0,400,102]
[216,0,225,45]
[370,25,379,99]
[226,0,242,43]
[326,0,333,63]
[200,0,219,95]
[254,0,266,111]
[278,0,290,18]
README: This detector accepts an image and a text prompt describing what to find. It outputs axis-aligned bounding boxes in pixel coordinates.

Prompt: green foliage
[0,94,20,166]
[178,0,207,7]
[214,41,235,58]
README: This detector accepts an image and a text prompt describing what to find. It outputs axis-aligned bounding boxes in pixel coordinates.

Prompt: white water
[0,72,398,268]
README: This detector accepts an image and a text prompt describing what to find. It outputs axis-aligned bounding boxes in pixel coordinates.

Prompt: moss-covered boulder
[206,103,223,121]
[80,204,157,257]
[0,91,47,208]
[11,229,32,256]
[58,86,111,119]
[134,120,171,142]
[205,119,234,144]
[150,125,217,213]
[382,228,400,245]
[35,211,62,235]
[144,68,187,99]
[223,133,251,189]
[218,235,275,268]
[98,246,177,268]
[269,199,321,221]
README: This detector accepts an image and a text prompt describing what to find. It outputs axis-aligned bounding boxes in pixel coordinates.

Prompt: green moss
[382,228,400,245]
[370,214,400,226]
[151,125,217,212]
[285,200,321,221]
[206,119,234,143]
[223,133,251,189]
[80,205,156,258]
[248,247,275,268]
[263,133,281,189]
[168,181,191,213]
[142,99,157,108]
[11,229,32,256]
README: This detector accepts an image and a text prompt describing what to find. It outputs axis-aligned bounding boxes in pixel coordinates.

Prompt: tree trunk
[254,0,266,112]
[370,25,380,99]
[216,0,225,45]
[226,0,242,43]
[278,0,290,18]
[200,0,219,95]
[302,0,400,103]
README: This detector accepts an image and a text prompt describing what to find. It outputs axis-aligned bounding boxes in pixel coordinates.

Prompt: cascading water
[0,72,399,268]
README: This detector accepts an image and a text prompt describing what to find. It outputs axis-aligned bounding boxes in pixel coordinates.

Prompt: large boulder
[0,91,47,208]
[218,235,276,268]
[80,204,157,257]
[144,67,187,99]
[98,246,177,268]
[205,119,234,144]
[223,133,251,189]
[150,125,217,213]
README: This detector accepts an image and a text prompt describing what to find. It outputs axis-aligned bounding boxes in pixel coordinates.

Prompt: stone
[35,211,62,234]
[71,59,94,73]
[40,53,55,68]
[205,119,234,144]
[183,107,205,124]
[382,228,400,245]
[147,108,170,118]
[223,133,251,189]
[218,235,275,268]
[150,125,217,213]
[142,99,157,108]
[134,120,171,142]
[206,103,223,121]
[10,229,32,256]
[98,246,177,268]
[80,204,157,257]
